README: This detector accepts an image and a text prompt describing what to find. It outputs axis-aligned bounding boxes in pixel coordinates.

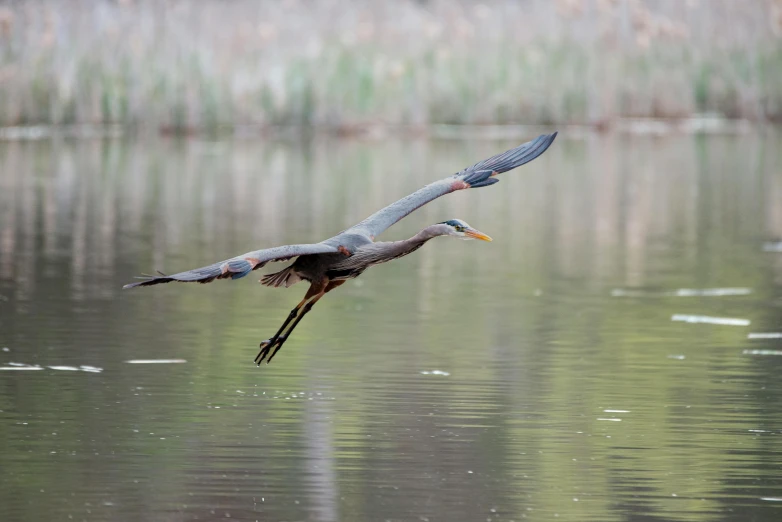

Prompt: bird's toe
[255,340,274,364]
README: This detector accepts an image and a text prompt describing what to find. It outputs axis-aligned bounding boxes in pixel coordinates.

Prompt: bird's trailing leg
[267,280,345,363]
[255,279,346,365]
[256,293,322,364]
[255,280,328,365]
[265,293,325,363]
[254,297,307,364]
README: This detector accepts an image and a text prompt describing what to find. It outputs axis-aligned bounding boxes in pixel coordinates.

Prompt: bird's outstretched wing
[347,132,557,239]
[123,243,340,289]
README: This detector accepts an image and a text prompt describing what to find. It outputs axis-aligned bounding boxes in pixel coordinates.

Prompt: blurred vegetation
[0,0,780,133]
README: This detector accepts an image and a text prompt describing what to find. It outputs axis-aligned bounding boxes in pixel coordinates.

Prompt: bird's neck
[367,225,448,266]
[411,224,450,243]
[394,225,447,250]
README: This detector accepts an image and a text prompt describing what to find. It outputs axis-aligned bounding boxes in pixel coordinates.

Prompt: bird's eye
[456,226,464,232]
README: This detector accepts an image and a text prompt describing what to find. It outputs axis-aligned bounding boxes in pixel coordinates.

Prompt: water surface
[1,132,782,521]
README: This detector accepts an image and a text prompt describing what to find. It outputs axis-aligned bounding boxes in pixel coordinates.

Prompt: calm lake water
[1,132,782,521]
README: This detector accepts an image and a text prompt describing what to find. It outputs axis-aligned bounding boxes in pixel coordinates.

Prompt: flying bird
[124,132,557,364]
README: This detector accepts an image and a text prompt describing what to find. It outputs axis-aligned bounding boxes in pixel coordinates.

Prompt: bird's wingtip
[123,278,153,289]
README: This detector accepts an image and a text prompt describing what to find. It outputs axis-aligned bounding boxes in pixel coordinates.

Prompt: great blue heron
[124,132,557,364]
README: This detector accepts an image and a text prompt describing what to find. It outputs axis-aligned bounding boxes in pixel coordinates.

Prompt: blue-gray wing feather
[347,132,556,238]
[123,243,339,288]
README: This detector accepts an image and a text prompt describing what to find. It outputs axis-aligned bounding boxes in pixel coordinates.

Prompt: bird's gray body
[263,226,443,287]
[123,132,558,363]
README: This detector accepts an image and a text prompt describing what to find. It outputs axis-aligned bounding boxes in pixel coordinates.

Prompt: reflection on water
[1,133,782,521]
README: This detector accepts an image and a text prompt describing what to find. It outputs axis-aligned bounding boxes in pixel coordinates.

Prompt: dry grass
[0,0,780,132]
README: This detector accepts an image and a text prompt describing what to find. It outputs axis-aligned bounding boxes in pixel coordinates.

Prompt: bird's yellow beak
[464,228,493,242]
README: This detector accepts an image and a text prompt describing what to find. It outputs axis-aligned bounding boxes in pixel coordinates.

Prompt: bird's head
[437,219,493,241]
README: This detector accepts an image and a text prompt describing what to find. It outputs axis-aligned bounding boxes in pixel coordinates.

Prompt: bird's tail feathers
[260,266,302,288]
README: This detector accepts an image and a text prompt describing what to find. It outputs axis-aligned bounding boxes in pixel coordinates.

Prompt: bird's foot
[255,337,288,365]
[255,339,275,365]
[266,339,286,363]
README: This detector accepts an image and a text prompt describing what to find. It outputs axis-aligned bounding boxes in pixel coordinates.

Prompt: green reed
[0,0,779,133]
